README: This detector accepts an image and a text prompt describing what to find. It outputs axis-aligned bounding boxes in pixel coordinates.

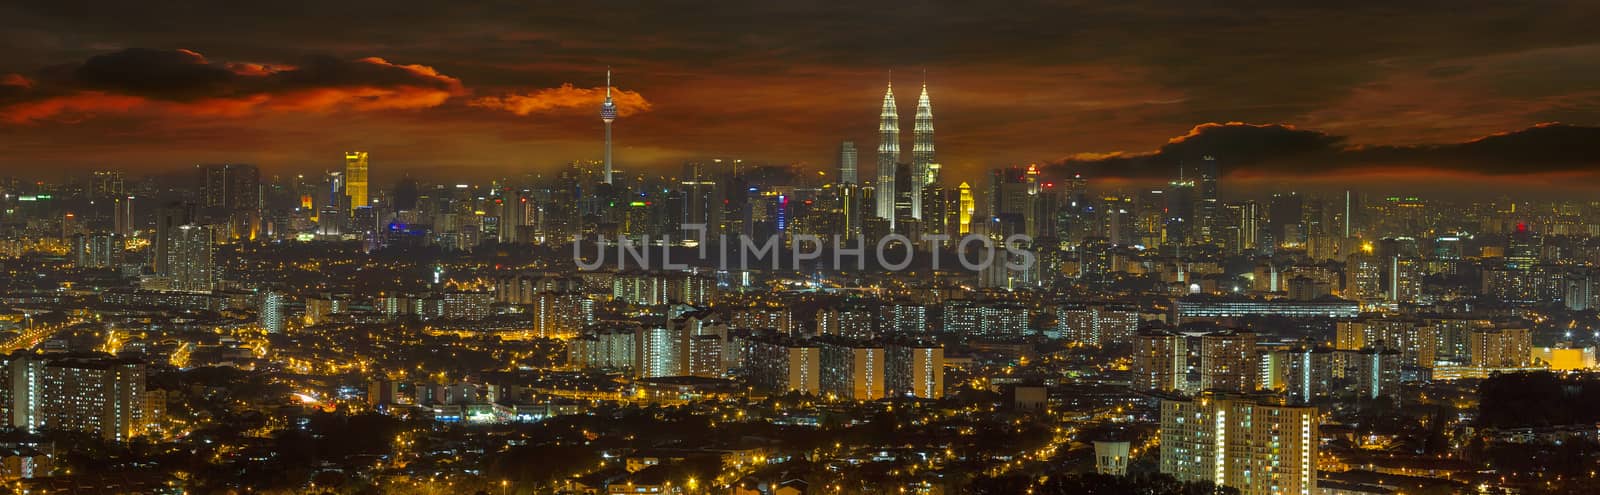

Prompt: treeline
[1478,372,1600,428]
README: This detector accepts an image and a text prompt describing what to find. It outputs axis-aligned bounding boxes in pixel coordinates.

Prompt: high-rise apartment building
[1132,330,1188,392]
[1161,394,1317,495]
[1199,330,1258,392]
[163,224,215,292]
[2,353,147,442]
[886,340,943,399]
[259,290,287,333]
[819,339,886,401]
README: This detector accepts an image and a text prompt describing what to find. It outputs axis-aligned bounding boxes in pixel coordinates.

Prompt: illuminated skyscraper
[166,224,215,293]
[260,290,287,333]
[875,79,899,224]
[343,152,369,213]
[911,79,935,219]
[838,140,858,185]
[600,68,618,184]
[957,182,974,235]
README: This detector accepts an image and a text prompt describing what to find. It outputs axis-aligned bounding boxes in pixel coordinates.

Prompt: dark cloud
[67,48,238,99]
[0,2,1597,179]
[1048,122,1600,179]
[2,48,466,122]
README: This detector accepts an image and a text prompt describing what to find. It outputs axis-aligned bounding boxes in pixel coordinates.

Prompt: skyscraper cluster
[869,76,941,234]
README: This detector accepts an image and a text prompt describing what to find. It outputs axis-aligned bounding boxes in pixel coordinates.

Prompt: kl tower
[600,68,618,185]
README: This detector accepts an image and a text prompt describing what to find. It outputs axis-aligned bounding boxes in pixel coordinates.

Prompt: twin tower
[872,78,937,229]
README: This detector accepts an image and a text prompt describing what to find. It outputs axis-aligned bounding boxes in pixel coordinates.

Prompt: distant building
[745,335,821,395]
[886,340,944,399]
[344,152,369,213]
[819,338,885,401]
[163,224,215,292]
[259,290,287,333]
[1053,304,1140,345]
[1199,330,1258,393]
[1175,295,1359,322]
[1132,330,1187,392]
[1094,440,1130,476]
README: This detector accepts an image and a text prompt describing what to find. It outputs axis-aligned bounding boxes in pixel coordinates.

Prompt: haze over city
[3,2,1600,495]
[3,2,1599,193]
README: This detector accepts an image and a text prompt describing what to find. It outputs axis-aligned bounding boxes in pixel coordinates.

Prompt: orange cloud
[0,49,465,124]
[1,73,32,89]
[470,84,651,117]
[0,92,146,124]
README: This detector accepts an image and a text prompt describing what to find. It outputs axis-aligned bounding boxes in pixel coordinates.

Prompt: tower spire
[912,71,936,220]
[600,67,618,185]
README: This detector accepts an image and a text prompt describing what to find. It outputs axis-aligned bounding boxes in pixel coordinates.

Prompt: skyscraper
[911,80,935,219]
[875,79,899,224]
[113,195,134,238]
[344,152,369,213]
[838,140,858,185]
[153,202,192,275]
[260,290,287,333]
[1195,156,1220,244]
[600,68,618,185]
[990,166,1038,237]
[957,182,974,235]
[198,163,261,240]
[166,224,215,292]
[198,164,260,212]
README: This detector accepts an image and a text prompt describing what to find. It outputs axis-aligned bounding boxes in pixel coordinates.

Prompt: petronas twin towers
[874,76,937,227]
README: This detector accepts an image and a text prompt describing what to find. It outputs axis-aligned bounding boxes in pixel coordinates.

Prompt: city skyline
[1,2,1599,191]
[5,4,1600,494]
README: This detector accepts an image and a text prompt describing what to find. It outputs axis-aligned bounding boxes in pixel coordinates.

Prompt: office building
[838,140,858,185]
[344,151,369,212]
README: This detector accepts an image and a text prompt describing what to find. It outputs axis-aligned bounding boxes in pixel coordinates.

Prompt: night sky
[2,1,1599,191]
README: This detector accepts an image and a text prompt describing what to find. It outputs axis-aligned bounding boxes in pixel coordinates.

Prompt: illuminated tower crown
[600,69,617,123]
